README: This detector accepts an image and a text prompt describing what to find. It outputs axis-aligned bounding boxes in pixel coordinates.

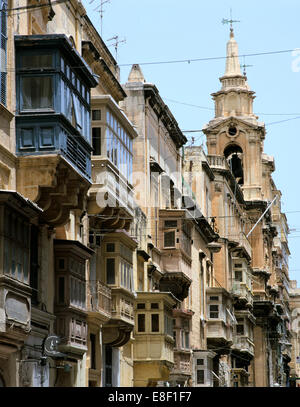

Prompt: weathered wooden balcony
[87,281,112,325]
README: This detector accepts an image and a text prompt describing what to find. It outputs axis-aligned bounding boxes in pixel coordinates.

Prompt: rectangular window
[236,324,244,335]
[58,277,65,304]
[137,303,145,309]
[21,76,53,110]
[21,54,53,69]
[106,243,115,252]
[137,314,145,332]
[185,331,189,349]
[92,128,101,155]
[106,258,115,285]
[92,109,101,120]
[151,303,159,309]
[164,220,177,228]
[3,209,30,284]
[197,359,204,366]
[209,304,219,319]
[197,370,205,384]
[90,333,96,370]
[164,231,175,248]
[235,270,243,282]
[151,314,159,332]
[105,346,112,387]
[209,296,219,301]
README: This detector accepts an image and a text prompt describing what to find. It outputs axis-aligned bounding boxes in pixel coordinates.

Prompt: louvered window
[0,0,7,105]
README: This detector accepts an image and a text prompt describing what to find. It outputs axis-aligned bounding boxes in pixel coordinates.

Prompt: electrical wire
[118,48,297,67]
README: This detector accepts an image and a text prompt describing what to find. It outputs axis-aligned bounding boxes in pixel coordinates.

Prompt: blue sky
[82,0,300,284]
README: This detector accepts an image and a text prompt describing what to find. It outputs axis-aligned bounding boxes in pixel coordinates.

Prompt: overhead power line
[118,48,296,67]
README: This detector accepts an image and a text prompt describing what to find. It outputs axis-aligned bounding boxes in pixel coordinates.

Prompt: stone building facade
[0,1,295,387]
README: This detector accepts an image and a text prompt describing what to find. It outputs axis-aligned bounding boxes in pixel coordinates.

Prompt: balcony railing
[87,281,112,320]
[111,289,135,325]
[207,155,228,170]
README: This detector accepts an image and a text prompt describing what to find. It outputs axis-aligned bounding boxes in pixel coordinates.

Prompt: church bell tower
[203,27,266,201]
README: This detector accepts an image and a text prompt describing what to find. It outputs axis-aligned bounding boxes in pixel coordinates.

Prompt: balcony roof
[53,239,95,258]
[15,34,98,88]
[0,190,43,217]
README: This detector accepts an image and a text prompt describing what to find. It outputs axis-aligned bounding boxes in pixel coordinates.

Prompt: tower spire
[224,27,242,76]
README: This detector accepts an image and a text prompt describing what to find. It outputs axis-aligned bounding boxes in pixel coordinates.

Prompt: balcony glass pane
[138,314,145,332]
[151,314,159,332]
[21,76,53,110]
[106,258,115,285]
[21,54,53,69]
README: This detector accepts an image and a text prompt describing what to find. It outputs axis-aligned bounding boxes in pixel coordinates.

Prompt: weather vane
[222,8,240,31]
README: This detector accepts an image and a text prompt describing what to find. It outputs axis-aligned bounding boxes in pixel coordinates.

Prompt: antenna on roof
[92,0,111,37]
[107,35,126,61]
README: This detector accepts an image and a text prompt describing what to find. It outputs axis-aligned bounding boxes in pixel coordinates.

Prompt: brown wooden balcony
[87,281,112,325]
[53,239,94,356]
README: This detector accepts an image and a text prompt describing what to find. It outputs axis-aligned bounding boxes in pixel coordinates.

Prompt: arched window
[224,144,244,185]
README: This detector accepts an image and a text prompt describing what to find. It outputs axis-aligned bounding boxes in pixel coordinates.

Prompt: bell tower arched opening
[224,144,244,185]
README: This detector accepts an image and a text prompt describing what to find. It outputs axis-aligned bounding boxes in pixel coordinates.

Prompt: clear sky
[82,0,300,284]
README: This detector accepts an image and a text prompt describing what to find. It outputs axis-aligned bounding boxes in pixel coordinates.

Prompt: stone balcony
[232,335,255,357]
[206,320,233,347]
[172,350,192,377]
[232,282,253,307]
[87,280,112,325]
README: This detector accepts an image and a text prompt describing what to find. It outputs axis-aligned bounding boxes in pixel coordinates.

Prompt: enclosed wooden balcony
[157,209,193,300]
[133,292,177,386]
[53,239,94,356]
[0,191,42,346]
[206,287,234,348]
[15,35,98,227]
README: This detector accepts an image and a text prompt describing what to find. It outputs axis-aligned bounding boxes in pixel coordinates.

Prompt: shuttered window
[0,0,7,105]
